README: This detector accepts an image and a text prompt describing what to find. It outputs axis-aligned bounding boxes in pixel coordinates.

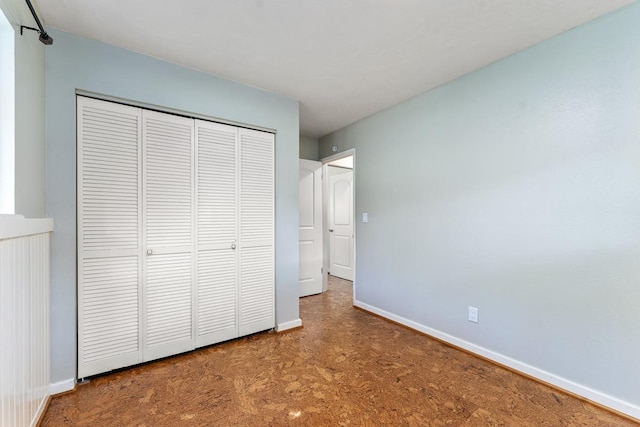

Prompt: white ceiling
[34,0,634,138]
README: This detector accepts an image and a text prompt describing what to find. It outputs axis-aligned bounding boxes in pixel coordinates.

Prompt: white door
[299,159,323,296]
[142,110,195,362]
[77,96,143,378]
[238,128,275,336]
[78,97,276,377]
[329,169,354,281]
[195,120,239,347]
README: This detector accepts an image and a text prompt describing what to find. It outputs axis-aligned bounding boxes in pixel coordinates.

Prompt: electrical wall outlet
[468,306,479,323]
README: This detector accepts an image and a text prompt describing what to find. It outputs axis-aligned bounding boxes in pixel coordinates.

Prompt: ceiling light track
[20,0,53,45]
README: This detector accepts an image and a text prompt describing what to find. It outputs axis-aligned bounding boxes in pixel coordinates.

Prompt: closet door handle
[231,244,236,250]
[146,249,153,255]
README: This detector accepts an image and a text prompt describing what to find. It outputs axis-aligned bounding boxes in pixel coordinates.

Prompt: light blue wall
[45,29,300,383]
[0,0,45,217]
[299,135,319,160]
[14,17,45,217]
[320,4,640,411]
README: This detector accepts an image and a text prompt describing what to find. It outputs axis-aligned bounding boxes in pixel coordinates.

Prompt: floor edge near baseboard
[353,301,640,424]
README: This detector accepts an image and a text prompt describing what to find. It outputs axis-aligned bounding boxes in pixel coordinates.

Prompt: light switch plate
[362,212,368,223]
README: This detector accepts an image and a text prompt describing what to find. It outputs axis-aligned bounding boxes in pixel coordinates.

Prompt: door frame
[320,148,356,302]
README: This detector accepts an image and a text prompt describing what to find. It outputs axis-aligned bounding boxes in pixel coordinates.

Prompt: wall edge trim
[276,318,303,332]
[50,378,75,396]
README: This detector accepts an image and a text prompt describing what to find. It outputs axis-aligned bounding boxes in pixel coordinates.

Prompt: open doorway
[321,149,355,297]
[298,149,356,299]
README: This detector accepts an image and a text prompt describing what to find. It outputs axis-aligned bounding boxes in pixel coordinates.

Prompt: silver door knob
[231,244,236,250]
[146,249,153,255]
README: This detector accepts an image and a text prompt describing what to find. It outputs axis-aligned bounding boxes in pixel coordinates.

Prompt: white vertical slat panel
[195,121,239,346]
[0,236,16,427]
[0,229,51,427]
[0,238,7,427]
[77,96,142,378]
[17,237,26,427]
[238,129,275,335]
[28,233,50,427]
[142,110,195,361]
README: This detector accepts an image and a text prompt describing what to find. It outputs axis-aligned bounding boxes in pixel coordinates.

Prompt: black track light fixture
[20,25,53,45]
[39,31,53,45]
[21,0,53,46]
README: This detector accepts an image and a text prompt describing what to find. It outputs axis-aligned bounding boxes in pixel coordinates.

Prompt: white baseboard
[354,300,640,421]
[276,318,302,332]
[30,393,50,427]
[50,378,75,395]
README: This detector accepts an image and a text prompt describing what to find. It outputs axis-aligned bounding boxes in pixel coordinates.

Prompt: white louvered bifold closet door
[195,121,239,347]
[77,96,143,378]
[142,110,195,362]
[79,97,275,378]
[238,129,275,335]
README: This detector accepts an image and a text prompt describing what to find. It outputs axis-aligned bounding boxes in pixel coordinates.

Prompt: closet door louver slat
[195,121,239,347]
[142,111,195,362]
[77,97,142,378]
[239,129,275,336]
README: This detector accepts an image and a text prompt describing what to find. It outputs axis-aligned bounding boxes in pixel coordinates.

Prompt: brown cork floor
[43,276,636,426]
